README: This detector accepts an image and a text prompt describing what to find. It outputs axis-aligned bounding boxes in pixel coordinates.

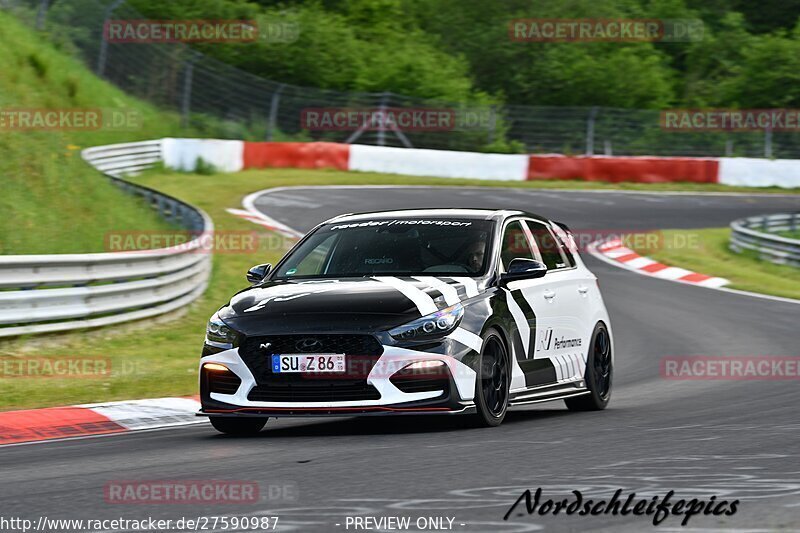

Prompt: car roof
[327,208,549,224]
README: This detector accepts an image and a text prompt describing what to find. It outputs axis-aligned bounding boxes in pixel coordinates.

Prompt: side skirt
[508,382,589,407]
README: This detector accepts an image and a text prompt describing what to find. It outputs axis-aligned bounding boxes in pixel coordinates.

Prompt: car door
[522,219,589,385]
[497,219,556,389]
[550,221,597,338]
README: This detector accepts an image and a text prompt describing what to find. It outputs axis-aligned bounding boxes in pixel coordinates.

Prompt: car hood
[219,277,481,335]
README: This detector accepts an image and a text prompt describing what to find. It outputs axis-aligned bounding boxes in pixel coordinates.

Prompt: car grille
[248,382,381,402]
[238,334,384,402]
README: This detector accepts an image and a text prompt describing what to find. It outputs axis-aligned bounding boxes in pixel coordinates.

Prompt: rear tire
[470,329,510,427]
[209,416,268,435]
[565,322,612,411]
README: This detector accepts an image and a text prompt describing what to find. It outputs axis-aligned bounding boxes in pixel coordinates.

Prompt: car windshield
[274,218,494,278]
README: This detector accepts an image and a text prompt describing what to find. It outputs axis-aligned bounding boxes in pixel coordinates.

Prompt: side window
[287,234,337,276]
[527,222,568,271]
[500,221,534,270]
[551,224,576,268]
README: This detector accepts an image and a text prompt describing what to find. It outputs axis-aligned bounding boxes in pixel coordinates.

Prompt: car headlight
[389,303,464,341]
[206,312,237,347]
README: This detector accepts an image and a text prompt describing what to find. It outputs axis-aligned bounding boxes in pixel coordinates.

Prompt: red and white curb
[227,207,302,240]
[0,396,203,446]
[590,238,730,288]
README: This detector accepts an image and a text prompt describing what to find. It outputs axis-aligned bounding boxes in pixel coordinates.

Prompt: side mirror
[246,263,272,284]
[500,258,547,285]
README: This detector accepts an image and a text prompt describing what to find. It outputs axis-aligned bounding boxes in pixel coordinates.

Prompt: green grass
[0,11,193,254]
[629,227,800,300]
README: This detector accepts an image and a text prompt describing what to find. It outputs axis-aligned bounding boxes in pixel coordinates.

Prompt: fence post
[586,106,598,155]
[377,92,388,147]
[725,139,733,157]
[180,55,198,129]
[35,0,50,30]
[266,84,285,141]
[487,104,496,145]
[764,126,773,159]
[96,0,126,77]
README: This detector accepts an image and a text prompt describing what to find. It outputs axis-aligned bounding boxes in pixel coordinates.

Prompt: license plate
[272,354,346,373]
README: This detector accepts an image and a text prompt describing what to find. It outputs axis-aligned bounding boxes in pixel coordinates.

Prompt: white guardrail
[730,213,800,267]
[0,140,212,338]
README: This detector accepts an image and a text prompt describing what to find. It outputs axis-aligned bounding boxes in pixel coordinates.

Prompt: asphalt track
[2,187,800,532]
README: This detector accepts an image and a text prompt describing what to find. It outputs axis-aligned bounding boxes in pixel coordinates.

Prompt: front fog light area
[389,304,464,342]
[390,360,451,395]
[201,363,241,395]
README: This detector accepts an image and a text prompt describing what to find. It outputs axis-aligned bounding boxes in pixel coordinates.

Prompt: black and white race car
[199,209,613,434]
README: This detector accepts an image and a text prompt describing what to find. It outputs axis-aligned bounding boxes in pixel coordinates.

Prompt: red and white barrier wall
[349,144,530,180]
[161,138,245,172]
[717,158,800,188]
[159,139,800,188]
[528,154,719,184]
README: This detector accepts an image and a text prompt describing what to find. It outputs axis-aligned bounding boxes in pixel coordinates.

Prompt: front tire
[471,329,510,427]
[565,322,612,411]
[209,416,268,435]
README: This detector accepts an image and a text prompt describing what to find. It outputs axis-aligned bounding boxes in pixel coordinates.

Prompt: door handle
[543,289,556,300]
[578,286,589,295]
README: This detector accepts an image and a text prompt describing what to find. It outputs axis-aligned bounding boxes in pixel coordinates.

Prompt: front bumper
[198,344,478,417]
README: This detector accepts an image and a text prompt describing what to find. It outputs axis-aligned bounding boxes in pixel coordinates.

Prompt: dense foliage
[121,0,800,108]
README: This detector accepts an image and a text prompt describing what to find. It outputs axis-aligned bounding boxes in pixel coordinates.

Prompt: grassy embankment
[0,11,188,254]
[629,227,800,300]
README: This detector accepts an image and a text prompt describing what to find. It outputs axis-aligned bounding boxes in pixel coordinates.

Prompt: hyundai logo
[296,338,323,352]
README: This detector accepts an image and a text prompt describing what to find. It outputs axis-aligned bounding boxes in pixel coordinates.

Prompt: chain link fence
[6,0,800,158]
